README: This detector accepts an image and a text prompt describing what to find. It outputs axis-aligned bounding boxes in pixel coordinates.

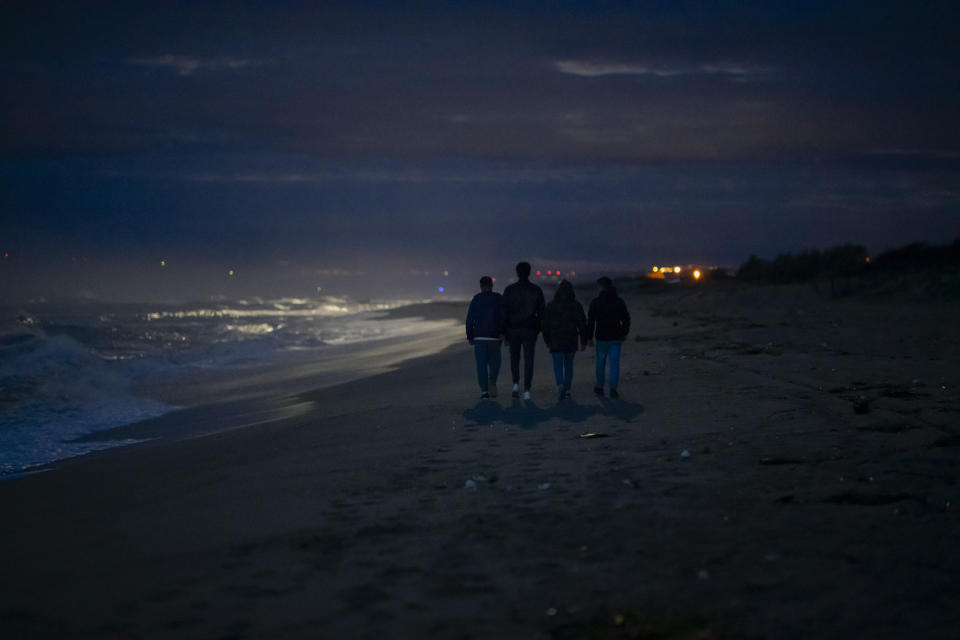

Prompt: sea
[0,296,456,476]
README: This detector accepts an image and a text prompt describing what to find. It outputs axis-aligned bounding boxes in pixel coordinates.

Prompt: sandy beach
[2,281,959,639]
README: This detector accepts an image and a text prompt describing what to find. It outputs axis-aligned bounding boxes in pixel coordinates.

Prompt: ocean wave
[0,331,174,475]
[0,296,451,474]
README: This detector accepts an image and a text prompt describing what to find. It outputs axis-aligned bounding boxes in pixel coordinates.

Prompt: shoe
[489,382,498,398]
[594,387,604,397]
[522,390,531,400]
[481,391,490,400]
[609,388,620,399]
[557,386,565,401]
[512,383,520,398]
[564,390,572,400]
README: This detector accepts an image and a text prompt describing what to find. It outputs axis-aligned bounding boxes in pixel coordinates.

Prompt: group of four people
[465,261,631,401]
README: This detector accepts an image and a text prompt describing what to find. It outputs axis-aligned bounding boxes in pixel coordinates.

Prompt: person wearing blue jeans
[594,340,621,391]
[541,280,587,401]
[586,277,631,398]
[552,352,575,392]
[465,276,504,399]
[473,341,501,397]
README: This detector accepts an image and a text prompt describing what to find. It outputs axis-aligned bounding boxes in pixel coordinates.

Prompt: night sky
[3,1,959,301]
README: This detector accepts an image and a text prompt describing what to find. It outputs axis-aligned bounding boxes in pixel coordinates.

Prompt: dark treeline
[737,237,960,283]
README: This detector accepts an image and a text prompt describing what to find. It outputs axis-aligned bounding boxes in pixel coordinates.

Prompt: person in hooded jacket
[586,276,631,398]
[541,280,587,401]
[465,275,504,399]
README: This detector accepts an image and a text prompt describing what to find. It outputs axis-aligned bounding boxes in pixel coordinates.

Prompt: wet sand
[1,283,958,639]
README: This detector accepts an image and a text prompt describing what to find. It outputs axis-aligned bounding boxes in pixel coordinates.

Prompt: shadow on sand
[462,396,644,430]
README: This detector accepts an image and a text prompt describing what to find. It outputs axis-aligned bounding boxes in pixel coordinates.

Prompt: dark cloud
[2,1,959,300]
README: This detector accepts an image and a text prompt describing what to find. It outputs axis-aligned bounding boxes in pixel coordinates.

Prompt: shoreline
[4,300,468,479]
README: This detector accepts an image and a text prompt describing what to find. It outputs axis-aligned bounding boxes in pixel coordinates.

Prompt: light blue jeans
[595,340,622,390]
[551,352,575,390]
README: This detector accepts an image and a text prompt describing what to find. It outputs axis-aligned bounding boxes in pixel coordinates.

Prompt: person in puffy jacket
[500,261,545,399]
[586,276,631,398]
[541,280,587,401]
[465,275,504,399]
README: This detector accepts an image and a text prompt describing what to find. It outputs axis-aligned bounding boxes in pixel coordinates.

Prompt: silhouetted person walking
[501,261,545,400]
[465,276,504,399]
[541,280,587,401]
[587,276,630,398]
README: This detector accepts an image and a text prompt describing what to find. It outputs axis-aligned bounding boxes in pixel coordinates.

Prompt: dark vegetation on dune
[735,237,960,298]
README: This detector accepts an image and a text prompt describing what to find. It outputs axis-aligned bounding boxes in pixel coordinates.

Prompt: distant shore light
[673,266,681,273]
[652,266,659,272]
[693,270,702,280]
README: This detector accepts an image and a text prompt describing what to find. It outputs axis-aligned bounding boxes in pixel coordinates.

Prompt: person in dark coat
[541,280,587,400]
[586,276,631,398]
[501,261,545,400]
[465,275,504,399]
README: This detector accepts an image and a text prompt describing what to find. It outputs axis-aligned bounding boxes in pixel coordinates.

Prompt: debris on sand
[853,395,871,414]
[464,474,498,490]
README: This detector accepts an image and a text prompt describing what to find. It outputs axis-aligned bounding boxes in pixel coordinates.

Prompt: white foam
[0,333,174,475]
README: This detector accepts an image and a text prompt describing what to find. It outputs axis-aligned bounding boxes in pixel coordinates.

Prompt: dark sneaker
[557,387,565,401]
[594,387,605,397]
[481,392,490,400]
[512,383,520,398]
[489,382,498,398]
[564,390,572,400]
[609,388,620,399]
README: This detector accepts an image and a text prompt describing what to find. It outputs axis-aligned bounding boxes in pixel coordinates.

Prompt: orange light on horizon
[865,256,871,263]
[693,269,702,280]
[160,260,166,267]
[673,266,681,273]
[652,266,659,272]
[228,269,235,276]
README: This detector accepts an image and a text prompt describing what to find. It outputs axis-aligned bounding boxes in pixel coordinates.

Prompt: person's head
[479,275,493,292]
[554,279,574,301]
[597,276,613,291]
[515,261,532,280]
